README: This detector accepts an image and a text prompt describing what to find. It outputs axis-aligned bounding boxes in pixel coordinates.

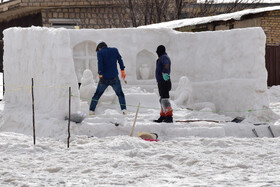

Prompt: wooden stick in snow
[130,102,140,137]
[176,119,222,123]
[32,78,36,145]
[67,87,71,148]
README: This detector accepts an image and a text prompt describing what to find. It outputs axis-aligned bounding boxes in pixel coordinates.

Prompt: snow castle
[2,27,268,121]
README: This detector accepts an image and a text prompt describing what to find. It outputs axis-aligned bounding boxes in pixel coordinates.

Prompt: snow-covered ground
[1,89,280,186]
[0,85,280,186]
[0,131,280,186]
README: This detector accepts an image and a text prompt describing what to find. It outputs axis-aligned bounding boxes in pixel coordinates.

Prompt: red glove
[99,74,103,79]
[121,70,126,80]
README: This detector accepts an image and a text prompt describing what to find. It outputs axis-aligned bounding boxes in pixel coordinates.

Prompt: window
[50,19,80,29]
[73,41,98,83]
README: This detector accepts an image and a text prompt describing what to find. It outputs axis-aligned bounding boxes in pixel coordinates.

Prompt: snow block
[3,26,268,125]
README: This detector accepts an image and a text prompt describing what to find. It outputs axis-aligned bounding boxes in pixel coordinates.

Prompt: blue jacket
[97,47,125,79]
[155,53,171,82]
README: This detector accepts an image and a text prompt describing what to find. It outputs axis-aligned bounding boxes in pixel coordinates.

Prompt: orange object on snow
[137,132,158,142]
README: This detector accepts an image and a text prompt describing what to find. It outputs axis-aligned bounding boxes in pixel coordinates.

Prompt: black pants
[157,80,172,99]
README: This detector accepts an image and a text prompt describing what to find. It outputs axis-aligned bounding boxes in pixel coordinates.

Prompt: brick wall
[20,0,132,28]
[214,11,280,46]
[0,0,204,29]
[41,6,131,29]
[261,10,280,45]
[20,0,196,29]
[187,11,280,46]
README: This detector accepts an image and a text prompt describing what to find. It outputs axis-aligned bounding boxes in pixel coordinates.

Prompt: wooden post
[32,78,36,145]
[67,87,71,148]
[268,126,275,138]
[2,70,4,99]
[130,102,140,137]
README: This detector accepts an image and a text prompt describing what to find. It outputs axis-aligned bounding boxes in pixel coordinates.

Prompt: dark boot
[153,116,166,123]
[164,116,173,123]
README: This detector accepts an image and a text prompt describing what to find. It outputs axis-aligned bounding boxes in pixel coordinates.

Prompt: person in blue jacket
[153,45,173,123]
[89,42,127,115]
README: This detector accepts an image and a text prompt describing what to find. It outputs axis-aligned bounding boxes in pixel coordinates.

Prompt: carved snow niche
[73,41,98,83]
[136,49,157,80]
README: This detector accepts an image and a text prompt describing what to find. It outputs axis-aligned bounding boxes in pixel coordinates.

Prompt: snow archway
[73,41,98,83]
[136,49,157,80]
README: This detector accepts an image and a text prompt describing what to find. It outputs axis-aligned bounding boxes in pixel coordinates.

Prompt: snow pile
[1,26,271,138]
[172,76,193,107]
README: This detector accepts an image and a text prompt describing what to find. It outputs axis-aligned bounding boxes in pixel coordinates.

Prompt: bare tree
[189,0,264,18]
[117,0,264,27]
[117,0,173,27]
[128,0,137,26]
[175,0,185,19]
[154,0,169,22]
[219,0,263,13]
